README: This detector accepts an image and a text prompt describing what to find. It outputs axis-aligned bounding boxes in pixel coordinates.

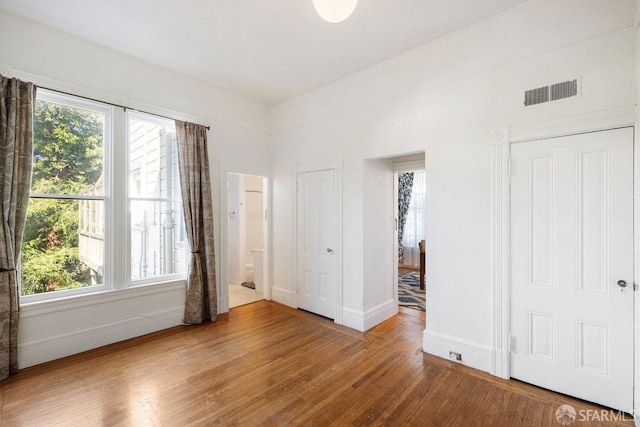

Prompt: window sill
[20,280,187,318]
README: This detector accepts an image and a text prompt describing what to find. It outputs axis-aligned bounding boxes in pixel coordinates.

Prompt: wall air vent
[524,79,578,107]
[524,86,549,106]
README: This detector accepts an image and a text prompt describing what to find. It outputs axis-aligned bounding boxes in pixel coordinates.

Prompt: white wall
[0,10,271,367]
[363,158,397,327]
[227,174,243,285]
[271,0,636,373]
[244,176,265,282]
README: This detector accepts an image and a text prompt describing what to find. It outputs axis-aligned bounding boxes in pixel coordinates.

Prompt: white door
[510,127,633,412]
[297,169,338,319]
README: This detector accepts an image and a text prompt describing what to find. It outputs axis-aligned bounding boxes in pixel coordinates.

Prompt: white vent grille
[524,79,578,107]
[550,80,578,101]
[524,86,549,106]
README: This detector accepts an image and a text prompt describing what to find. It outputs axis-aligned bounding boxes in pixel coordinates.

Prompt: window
[128,113,187,283]
[21,90,187,302]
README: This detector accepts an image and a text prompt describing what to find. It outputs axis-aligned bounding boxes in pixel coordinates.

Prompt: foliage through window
[21,90,187,301]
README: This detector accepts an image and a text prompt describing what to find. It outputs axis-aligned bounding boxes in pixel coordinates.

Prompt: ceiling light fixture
[313,0,358,23]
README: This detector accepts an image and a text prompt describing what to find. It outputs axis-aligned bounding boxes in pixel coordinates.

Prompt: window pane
[129,114,185,284]
[129,117,180,199]
[33,99,104,195]
[130,200,187,280]
[21,199,104,295]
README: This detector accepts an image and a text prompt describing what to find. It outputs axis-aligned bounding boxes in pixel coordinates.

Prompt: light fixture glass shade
[313,0,358,23]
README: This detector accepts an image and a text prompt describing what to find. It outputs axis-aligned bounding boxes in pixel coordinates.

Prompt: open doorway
[393,155,426,313]
[361,153,424,330]
[227,173,267,308]
[396,169,426,311]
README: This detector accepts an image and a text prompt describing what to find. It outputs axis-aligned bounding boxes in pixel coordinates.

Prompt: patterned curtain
[398,172,414,264]
[0,75,35,381]
[175,121,217,324]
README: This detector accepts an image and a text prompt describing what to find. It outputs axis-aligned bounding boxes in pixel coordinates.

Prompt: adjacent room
[397,164,426,313]
[0,0,638,424]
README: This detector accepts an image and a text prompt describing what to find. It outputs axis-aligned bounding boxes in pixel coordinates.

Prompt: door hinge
[395,218,398,231]
[507,158,512,176]
[634,283,638,291]
[507,334,515,353]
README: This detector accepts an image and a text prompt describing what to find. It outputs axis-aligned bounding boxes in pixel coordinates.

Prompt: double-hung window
[127,112,187,283]
[21,90,187,303]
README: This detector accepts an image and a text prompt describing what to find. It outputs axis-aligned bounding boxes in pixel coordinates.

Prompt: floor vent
[524,79,578,106]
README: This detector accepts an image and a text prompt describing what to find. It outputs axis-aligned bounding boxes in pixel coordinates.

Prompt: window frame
[20,90,187,305]
[126,110,187,287]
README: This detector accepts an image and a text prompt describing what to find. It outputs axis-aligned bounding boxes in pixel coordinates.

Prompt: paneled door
[510,127,633,412]
[296,169,337,319]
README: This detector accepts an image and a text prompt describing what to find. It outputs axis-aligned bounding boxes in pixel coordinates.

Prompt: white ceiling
[0,0,530,105]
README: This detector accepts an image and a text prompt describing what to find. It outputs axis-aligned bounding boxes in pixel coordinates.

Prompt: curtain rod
[38,85,211,131]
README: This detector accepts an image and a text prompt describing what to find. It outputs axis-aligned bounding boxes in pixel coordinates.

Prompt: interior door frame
[219,161,272,314]
[489,107,637,395]
[294,158,343,324]
[392,160,427,307]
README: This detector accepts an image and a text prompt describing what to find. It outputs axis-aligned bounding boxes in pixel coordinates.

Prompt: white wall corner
[342,307,365,332]
[363,300,398,331]
[423,329,492,373]
[271,286,296,308]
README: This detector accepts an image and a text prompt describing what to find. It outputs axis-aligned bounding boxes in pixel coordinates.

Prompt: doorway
[396,169,426,312]
[227,173,268,308]
[510,127,633,412]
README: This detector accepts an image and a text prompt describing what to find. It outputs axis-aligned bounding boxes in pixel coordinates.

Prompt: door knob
[326,248,334,254]
[617,280,628,288]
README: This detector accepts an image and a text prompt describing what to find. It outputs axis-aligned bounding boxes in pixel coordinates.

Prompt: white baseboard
[342,307,365,331]
[491,348,510,379]
[342,301,398,332]
[423,329,492,373]
[271,286,296,308]
[364,300,397,331]
[19,307,183,368]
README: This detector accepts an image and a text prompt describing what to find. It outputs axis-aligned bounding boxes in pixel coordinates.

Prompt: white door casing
[219,162,272,314]
[510,127,633,412]
[296,169,338,319]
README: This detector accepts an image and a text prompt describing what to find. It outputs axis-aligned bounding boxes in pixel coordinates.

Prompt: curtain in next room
[397,172,414,264]
[401,170,426,268]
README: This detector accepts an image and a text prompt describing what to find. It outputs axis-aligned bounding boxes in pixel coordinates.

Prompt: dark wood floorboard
[0,301,633,426]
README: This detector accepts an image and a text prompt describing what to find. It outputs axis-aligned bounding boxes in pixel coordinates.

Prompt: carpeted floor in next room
[398,271,425,312]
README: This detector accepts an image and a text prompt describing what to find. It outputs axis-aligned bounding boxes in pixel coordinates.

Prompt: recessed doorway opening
[396,167,426,313]
[226,173,268,309]
[362,152,425,328]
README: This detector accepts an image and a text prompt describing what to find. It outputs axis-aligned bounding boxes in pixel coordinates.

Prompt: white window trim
[126,110,186,287]
[20,90,188,305]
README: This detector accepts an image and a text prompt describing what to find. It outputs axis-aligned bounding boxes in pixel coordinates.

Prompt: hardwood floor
[398,266,419,276]
[0,301,633,426]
